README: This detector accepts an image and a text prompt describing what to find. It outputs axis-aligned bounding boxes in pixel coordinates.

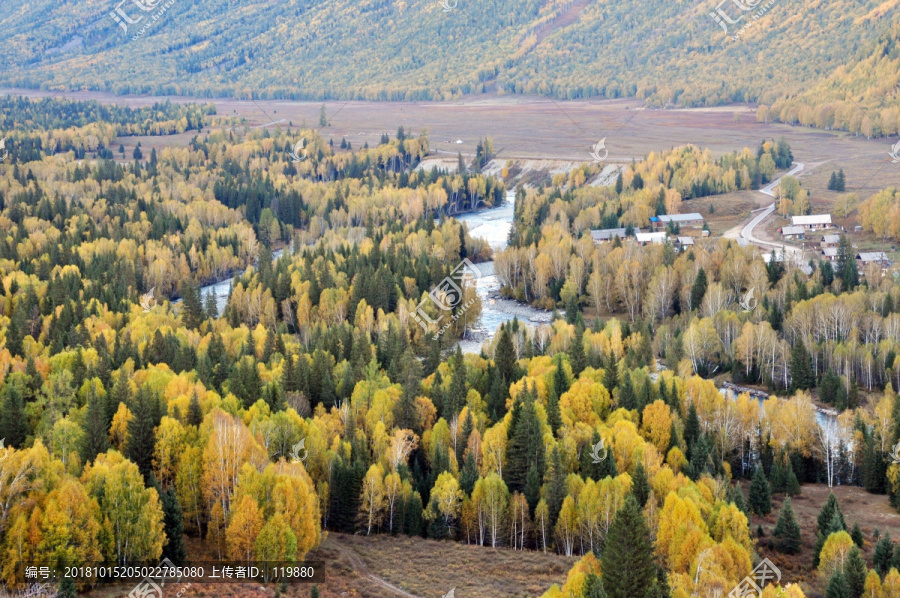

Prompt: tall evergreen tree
[125,386,158,480]
[504,384,545,492]
[845,546,867,598]
[874,532,894,577]
[545,446,567,528]
[632,462,650,507]
[748,466,772,516]
[601,495,664,598]
[690,268,708,311]
[0,386,27,449]
[826,570,851,598]
[187,392,203,427]
[790,339,815,390]
[837,234,859,290]
[618,372,637,411]
[495,327,517,385]
[180,281,204,329]
[80,389,109,464]
[773,498,802,553]
[161,487,187,565]
[569,325,586,377]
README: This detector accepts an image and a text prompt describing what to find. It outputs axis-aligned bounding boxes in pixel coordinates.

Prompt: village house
[781,225,805,239]
[821,234,840,248]
[821,247,838,262]
[590,227,638,244]
[791,214,832,230]
[857,251,890,267]
[676,236,694,252]
[653,213,705,228]
[635,232,668,246]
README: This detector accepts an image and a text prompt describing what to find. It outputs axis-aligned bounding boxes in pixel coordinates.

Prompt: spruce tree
[845,546,867,598]
[545,446,567,528]
[601,495,660,598]
[618,372,637,411]
[684,403,700,461]
[690,269,708,311]
[851,522,864,548]
[125,386,158,480]
[80,390,109,464]
[773,498,802,554]
[495,327,517,386]
[187,392,203,427]
[826,571,851,598]
[632,462,650,507]
[584,574,609,598]
[748,466,772,516]
[569,325,586,377]
[818,493,847,535]
[180,281,204,330]
[790,340,815,390]
[0,386,27,449]
[874,532,893,576]
[785,459,801,496]
[459,452,478,496]
[161,487,187,565]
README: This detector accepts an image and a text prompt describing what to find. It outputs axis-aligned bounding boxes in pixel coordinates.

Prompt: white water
[456,191,554,354]
[196,191,550,355]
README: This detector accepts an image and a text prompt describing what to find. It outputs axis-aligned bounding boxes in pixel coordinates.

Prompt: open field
[748,484,900,597]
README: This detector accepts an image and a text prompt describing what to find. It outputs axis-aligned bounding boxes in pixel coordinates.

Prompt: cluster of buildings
[780,213,891,268]
[590,213,707,250]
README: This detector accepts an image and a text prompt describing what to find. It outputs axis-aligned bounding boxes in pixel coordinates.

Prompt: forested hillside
[0,0,898,134]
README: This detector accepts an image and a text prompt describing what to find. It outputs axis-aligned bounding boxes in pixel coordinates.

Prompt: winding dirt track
[330,536,421,598]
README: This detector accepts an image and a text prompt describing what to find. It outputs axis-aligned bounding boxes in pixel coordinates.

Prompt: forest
[1,95,900,598]
[0,0,899,137]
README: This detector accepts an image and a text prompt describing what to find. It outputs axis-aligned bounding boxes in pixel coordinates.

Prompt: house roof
[857,252,889,263]
[677,237,695,245]
[781,226,805,235]
[635,232,667,243]
[656,213,704,223]
[590,228,636,241]
[822,235,841,244]
[822,248,838,257]
[791,214,832,226]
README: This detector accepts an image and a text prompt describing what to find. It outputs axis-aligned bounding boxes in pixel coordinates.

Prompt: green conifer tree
[773,498,802,554]
[748,466,772,516]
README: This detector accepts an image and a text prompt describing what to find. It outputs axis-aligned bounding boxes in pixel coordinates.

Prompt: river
[196,191,551,354]
[455,191,555,354]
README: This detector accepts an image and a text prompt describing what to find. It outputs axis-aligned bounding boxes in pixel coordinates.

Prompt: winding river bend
[196,191,550,354]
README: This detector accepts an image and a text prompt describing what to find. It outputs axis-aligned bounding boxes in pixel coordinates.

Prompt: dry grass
[746,483,900,597]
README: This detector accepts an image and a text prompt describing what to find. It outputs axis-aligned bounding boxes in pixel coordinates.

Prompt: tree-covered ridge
[761,23,900,137]
[0,0,896,121]
[0,95,215,134]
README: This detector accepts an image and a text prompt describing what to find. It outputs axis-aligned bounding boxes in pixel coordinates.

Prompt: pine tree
[874,532,894,576]
[585,574,609,598]
[495,327,517,385]
[394,348,422,431]
[690,268,708,311]
[837,234,859,290]
[80,390,109,464]
[618,372,637,411]
[524,462,542,515]
[0,387,27,449]
[731,485,749,517]
[684,403,700,461]
[845,546,867,598]
[773,498,802,554]
[569,326,586,377]
[601,495,660,598]
[161,487,187,565]
[790,339,815,390]
[748,466,772,516]
[125,386,158,480]
[545,446,567,528]
[818,493,847,535]
[459,452,478,496]
[851,522,864,548]
[632,462,650,507]
[446,346,467,419]
[504,385,545,492]
[187,392,203,427]
[180,281,204,329]
[826,570,851,598]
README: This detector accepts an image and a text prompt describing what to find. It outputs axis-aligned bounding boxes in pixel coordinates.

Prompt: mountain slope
[0,0,896,115]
